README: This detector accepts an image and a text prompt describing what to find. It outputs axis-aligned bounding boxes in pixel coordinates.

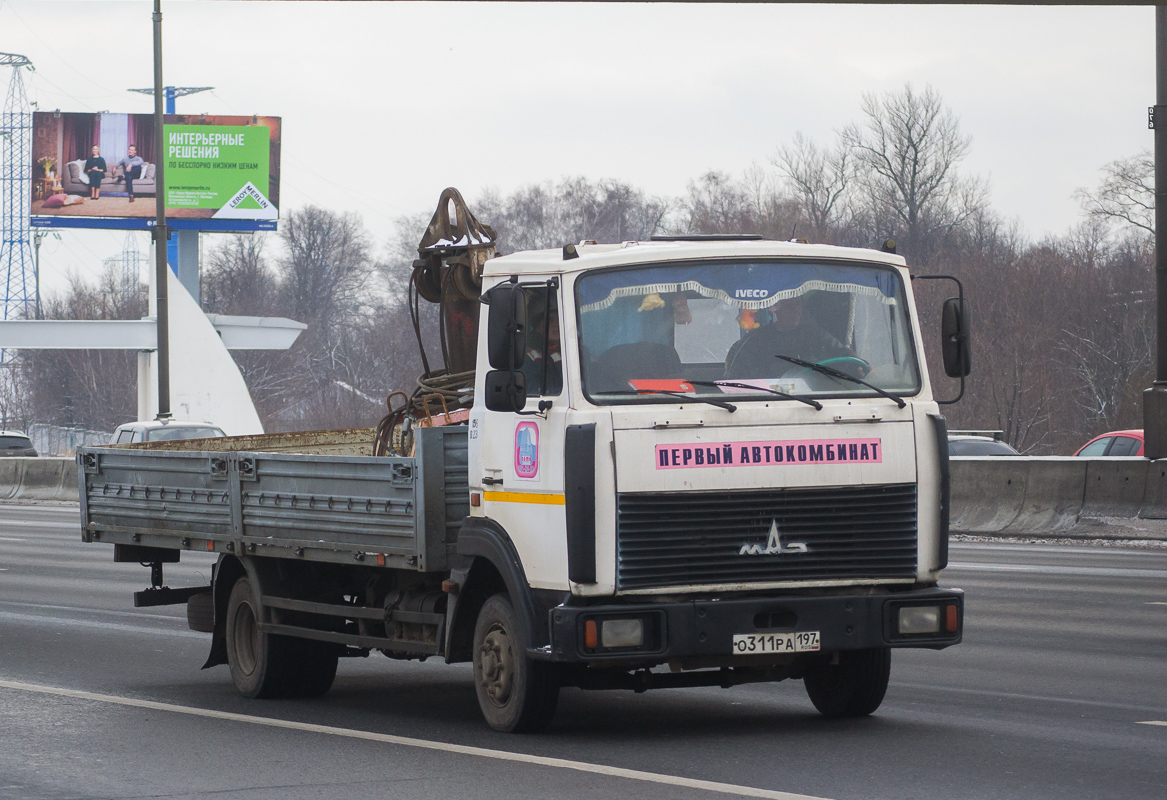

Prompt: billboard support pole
[151,0,170,419]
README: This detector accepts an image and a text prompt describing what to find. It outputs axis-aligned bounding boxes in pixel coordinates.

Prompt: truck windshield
[575,260,921,404]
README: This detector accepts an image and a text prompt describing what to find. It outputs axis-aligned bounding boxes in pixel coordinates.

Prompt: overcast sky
[0,1,1155,295]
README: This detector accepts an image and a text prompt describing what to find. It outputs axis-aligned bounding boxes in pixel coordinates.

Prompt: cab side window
[519,288,563,397]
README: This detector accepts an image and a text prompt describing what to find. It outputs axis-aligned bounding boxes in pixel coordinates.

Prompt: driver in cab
[724,294,853,378]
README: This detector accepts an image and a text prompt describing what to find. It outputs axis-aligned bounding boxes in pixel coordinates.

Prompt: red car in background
[1073,429,1145,457]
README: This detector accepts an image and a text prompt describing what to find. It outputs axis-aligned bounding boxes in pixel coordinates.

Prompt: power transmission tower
[121,231,143,300]
[0,54,35,336]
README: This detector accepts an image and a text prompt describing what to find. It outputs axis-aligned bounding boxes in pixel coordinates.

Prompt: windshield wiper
[633,389,737,412]
[774,355,907,408]
[687,380,823,410]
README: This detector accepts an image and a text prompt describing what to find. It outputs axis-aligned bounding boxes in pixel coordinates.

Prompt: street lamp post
[151,0,170,420]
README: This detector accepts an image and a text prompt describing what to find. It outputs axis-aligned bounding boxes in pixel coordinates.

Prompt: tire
[472,593,559,733]
[804,647,891,718]
[225,577,296,699]
[186,591,214,633]
[287,639,339,698]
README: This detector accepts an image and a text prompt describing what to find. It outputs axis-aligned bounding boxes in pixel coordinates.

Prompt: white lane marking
[0,537,28,542]
[0,679,829,800]
[0,611,204,639]
[1145,602,1167,606]
[1137,721,1167,727]
[0,599,188,621]
[947,562,1167,579]
[893,682,1167,715]
[951,542,1167,557]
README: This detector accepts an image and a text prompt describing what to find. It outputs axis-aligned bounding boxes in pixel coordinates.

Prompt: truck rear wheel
[472,593,559,733]
[287,639,339,698]
[803,647,891,718]
[225,576,295,698]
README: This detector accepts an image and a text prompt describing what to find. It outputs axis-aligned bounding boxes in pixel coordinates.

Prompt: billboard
[30,112,281,231]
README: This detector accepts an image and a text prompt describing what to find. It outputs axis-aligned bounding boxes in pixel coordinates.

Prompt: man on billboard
[116,144,145,203]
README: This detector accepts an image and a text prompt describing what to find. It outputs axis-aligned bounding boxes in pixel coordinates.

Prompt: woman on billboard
[84,145,106,201]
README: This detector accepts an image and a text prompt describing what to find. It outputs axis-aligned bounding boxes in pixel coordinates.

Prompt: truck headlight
[898,605,941,635]
[601,618,644,649]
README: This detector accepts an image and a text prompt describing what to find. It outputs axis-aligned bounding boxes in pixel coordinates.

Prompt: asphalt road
[1,503,1165,800]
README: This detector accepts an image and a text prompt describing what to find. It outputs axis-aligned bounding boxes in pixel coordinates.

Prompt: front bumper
[547,586,962,663]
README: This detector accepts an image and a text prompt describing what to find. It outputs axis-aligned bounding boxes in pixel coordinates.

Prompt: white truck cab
[462,237,962,723]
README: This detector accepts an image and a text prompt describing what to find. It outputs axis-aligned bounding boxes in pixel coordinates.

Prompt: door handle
[482,476,503,486]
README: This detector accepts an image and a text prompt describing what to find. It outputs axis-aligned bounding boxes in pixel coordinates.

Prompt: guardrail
[0,457,79,503]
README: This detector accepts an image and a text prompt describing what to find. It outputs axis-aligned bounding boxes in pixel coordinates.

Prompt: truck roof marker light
[584,619,598,650]
[945,605,959,633]
[563,243,579,260]
[880,238,897,254]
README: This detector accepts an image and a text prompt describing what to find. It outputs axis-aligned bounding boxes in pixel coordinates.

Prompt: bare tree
[202,234,278,316]
[280,207,375,328]
[477,177,668,253]
[13,266,145,431]
[773,132,853,241]
[1074,150,1154,238]
[679,171,757,235]
[841,83,988,263]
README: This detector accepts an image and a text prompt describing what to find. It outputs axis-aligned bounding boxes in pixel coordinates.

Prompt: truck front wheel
[225,576,295,698]
[472,594,559,733]
[803,647,891,718]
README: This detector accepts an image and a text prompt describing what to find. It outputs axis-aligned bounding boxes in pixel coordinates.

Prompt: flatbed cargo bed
[78,427,468,571]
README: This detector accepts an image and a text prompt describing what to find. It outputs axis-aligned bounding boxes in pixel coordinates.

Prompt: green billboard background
[164,124,274,217]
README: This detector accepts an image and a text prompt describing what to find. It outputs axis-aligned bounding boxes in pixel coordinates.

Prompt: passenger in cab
[724,294,852,378]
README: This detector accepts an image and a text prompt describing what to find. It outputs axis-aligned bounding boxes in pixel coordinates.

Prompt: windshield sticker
[514,421,540,480]
[628,379,696,393]
[655,438,882,469]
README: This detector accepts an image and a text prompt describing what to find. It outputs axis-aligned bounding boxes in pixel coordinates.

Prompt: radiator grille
[616,484,917,590]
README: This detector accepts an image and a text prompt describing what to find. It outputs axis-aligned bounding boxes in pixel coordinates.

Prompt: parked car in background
[0,431,38,457]
[948,434,1020,457]
[109,420,226,445]
[1073,429,1145,457]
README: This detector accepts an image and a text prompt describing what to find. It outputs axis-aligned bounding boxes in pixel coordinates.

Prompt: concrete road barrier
[1011,458,1089,533]
[1140,462,1167,519]
[950,458,1029,533]
[951,456,1167,538]
[1081,459,1148,519]
[950,457,1089,535]
[0,457,79,503]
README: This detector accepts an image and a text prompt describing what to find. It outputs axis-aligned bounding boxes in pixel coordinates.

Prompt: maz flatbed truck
[79,218,968,732]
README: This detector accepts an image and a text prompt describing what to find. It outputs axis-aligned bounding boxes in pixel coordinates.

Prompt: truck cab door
[470,281,570,590]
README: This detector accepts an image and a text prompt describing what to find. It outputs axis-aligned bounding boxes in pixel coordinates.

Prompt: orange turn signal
[944,604,959,633]
[584,619,598,650]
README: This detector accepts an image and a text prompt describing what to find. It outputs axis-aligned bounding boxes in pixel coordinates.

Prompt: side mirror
[487,284,527,370]
[484,369,528,412]
[941,297,971,378]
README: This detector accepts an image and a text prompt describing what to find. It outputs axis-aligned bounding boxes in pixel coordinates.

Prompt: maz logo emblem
[739,520,808,556]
